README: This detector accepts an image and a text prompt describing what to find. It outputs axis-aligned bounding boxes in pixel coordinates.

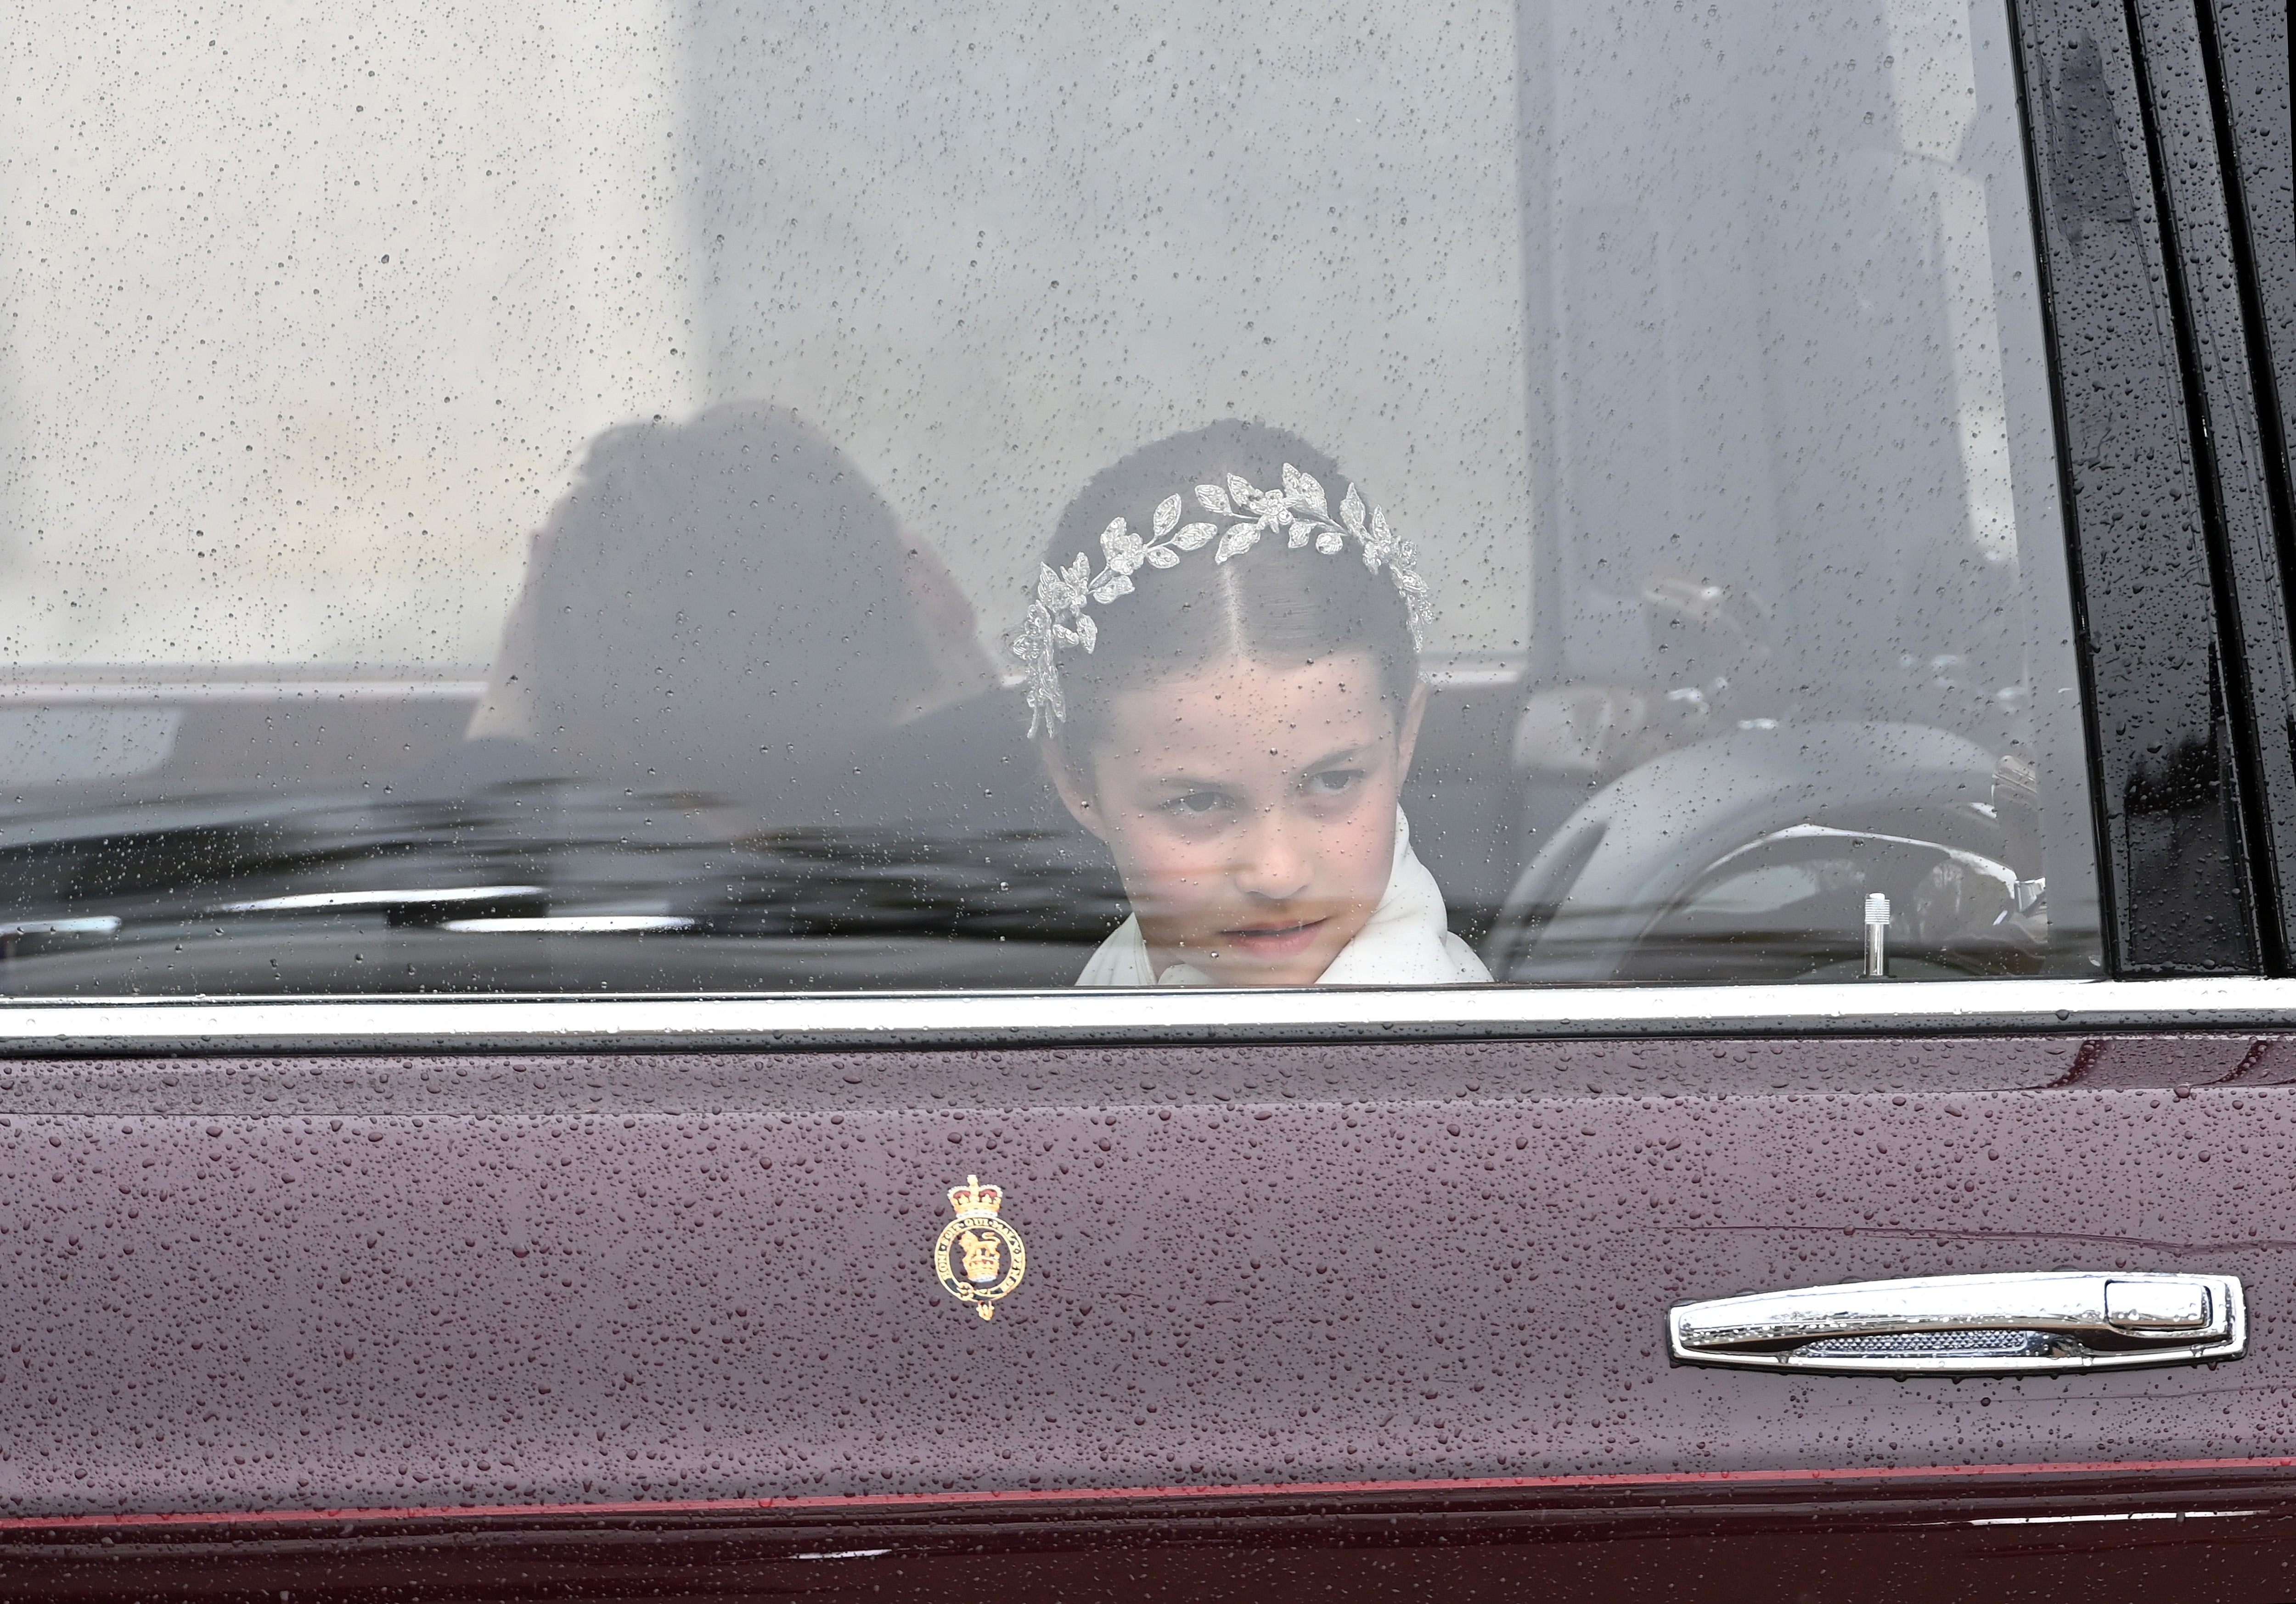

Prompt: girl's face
[1054,651,1425,986]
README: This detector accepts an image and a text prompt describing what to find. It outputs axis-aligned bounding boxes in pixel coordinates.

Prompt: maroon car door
[2,1014,2296,1601]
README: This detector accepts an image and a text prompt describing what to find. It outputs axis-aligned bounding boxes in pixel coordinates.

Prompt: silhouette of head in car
[460,401,996,816]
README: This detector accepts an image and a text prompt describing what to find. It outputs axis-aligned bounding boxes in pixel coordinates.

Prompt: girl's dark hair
[1041,420,1422,757]
[521,402,938,797]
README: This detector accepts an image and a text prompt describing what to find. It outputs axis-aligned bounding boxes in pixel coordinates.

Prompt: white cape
[1074,807,1491,987]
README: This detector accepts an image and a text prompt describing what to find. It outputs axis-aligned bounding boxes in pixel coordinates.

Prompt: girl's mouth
[1220,918,1327,959]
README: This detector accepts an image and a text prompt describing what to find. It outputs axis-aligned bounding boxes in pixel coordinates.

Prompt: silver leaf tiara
[1014,463,1433,737]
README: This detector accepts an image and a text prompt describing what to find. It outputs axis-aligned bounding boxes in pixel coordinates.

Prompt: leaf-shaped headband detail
[1014,464,1433,738]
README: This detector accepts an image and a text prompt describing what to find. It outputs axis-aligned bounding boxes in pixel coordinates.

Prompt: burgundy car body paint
[2,1035,2294,1594]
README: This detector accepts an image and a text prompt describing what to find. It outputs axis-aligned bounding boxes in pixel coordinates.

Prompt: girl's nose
[1234,807,1313,901]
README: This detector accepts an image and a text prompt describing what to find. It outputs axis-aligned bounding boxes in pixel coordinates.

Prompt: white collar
[1073,807,1490,987]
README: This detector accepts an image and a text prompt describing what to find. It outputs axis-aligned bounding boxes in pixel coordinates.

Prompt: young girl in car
[1016,420,1490,987]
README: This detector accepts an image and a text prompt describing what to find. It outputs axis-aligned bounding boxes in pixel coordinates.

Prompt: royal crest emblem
[933,1174,1026,1320]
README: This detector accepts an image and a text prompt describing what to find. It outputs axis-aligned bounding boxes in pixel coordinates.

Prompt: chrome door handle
[1668,1271,2245,1375]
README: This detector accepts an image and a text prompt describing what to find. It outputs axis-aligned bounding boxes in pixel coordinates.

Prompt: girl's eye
[1166,791,1228,817]
[1306,768,1363,797]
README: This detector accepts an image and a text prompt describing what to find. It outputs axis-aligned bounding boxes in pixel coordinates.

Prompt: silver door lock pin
[1863,892,1891,979]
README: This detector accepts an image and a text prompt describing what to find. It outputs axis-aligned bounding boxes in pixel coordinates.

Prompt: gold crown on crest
[948,1174,1002,1217]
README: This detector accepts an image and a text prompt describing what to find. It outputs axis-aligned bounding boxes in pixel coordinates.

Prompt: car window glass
[0,0,2099,993]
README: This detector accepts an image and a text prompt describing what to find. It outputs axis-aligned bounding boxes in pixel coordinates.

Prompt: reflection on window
[0,0,2097,993]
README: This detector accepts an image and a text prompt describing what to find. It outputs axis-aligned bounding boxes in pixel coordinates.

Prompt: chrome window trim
[0,976,2289,1053]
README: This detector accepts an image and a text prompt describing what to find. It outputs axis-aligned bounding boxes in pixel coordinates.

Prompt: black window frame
[2014,0,2296,977]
